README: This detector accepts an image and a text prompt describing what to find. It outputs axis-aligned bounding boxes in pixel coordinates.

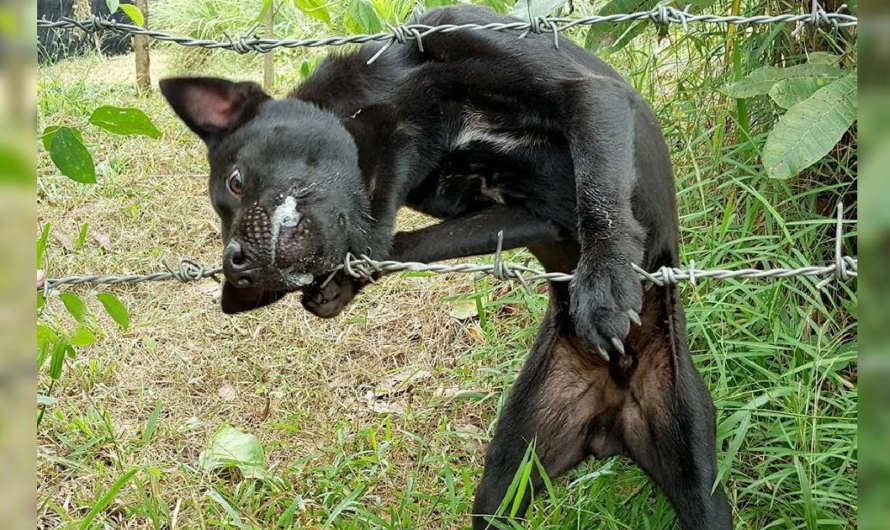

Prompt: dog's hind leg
[472,284,621,529]
[472,283,732,530]
[614,283,733,529]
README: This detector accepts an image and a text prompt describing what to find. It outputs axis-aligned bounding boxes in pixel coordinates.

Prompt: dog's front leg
[559,77,647,360]
[302,206,564,318]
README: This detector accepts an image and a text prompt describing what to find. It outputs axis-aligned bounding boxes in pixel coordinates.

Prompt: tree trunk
[263,3,275,92]
[134,0,151,91]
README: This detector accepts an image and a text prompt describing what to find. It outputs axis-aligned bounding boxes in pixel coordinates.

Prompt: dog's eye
[227,168,244,195]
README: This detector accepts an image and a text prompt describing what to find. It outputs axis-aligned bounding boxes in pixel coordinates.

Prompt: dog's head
[160,77,372,314]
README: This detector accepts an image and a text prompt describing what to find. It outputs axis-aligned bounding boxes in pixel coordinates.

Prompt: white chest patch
[454,111,543,154]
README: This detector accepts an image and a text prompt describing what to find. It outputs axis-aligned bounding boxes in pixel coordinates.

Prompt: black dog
[161,5,731,528]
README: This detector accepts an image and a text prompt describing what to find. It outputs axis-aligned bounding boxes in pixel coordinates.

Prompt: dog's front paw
[301,273,361,318]
[569,264,643,361]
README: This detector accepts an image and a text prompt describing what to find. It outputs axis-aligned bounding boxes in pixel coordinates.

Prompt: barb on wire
[43,205,857,293]
[37,4,857,57]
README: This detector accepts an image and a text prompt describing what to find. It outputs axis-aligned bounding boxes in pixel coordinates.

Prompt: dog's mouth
[278,265,316,289]
[225,264,317,292]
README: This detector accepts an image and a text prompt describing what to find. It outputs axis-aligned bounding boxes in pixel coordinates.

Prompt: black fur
[38,0,135,63]
[161,5,732,528]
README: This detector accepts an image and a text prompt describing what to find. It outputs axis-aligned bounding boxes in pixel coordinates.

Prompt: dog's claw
[628,309,642,327]
[596,345,610,362]
[611,337,625,356]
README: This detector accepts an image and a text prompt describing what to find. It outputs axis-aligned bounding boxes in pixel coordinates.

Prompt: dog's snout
[223,240,255,287]
[224,240,248,269]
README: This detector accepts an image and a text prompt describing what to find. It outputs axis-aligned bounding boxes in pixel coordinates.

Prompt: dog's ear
[220,282,288,314]
[159,77,270,146]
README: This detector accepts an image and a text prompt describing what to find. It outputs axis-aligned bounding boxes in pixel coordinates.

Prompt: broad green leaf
[41,126,83,152]
[89,106,161,138]
[510,0,567,20]
[294,0,331,25]
[763,73,857,179]
[69,325,97,347]
[722,63,844,98]
[345,0,382,34]
[584,0,657,53]
[97,292,130,330]
[37,324,58,348]
[49,127,96,184]
[119,4,144,26]
[768,79,824,109]
[449,299,478,320]
[37,224,50,267]
[807,52,842,66]
[59,293,88,322]
[106,0,120,14]
[198,426,268,479]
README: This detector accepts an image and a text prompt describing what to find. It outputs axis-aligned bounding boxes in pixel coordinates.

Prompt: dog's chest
[451,109,545,155]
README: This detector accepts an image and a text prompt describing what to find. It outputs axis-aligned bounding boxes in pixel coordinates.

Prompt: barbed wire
[38,2,857,296]
[43,204,857,294]
[37,3,857,57]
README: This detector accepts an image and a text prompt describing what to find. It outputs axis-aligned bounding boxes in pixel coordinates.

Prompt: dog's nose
[223,240,255,287]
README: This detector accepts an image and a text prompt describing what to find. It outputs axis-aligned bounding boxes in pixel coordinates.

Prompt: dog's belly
[405,157,528,219]
[406,107,578,226]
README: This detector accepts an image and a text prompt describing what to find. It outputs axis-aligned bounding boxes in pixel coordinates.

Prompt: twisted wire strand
[44,205,856,292]
[41,254,859,291]
[37,5,857,57]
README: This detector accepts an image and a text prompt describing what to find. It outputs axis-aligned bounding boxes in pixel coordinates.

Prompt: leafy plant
[510,0,568,20]
[292,0,332,25]
[106,0,146,27]
[723,54,857,179]
[345,0,383,34]
[199,426,269,479]
[762,71,857,179]
[37,223,132,426]
[42,105,160,184]
[584,0,659,53]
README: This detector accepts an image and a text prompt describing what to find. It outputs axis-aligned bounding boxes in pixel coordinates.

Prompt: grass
[37,5,857,530]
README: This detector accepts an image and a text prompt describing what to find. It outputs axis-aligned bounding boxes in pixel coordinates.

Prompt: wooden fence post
[134,0,151,90]
[263,2,275,92]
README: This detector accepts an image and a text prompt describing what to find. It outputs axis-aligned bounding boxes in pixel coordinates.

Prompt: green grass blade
[78,467,139,530]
